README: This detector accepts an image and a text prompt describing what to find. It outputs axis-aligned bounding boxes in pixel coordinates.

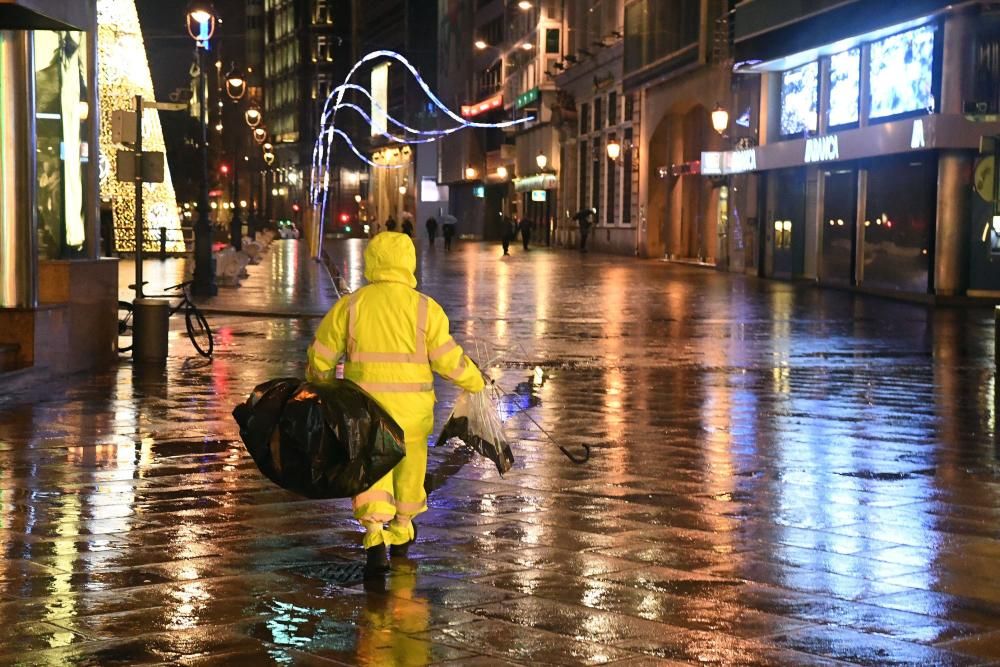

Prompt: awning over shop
[701,114,1000,175]
[0,0,95,30]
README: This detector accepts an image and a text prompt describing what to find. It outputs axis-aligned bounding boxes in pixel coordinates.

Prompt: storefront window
[862,156,936,292]
[828,48,860,127]
[820,169,856,285]
[780,62,818,136]
[35,31,90,260]
[868,24,936,120]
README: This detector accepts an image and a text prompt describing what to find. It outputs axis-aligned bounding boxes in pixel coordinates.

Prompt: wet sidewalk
[117,238,339,318]
[1,238,1000,665]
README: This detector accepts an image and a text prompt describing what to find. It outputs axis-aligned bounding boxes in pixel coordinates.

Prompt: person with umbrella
[441,213,457,251]
[575,208,596,253]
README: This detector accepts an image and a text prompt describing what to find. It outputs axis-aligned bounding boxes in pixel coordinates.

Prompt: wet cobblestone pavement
[2,238,1000,665]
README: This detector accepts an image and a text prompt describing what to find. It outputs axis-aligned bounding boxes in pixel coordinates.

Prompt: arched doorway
[646,103,718,263]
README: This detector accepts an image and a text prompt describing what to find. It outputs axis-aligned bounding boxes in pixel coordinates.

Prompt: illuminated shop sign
[513,173,557,192]
[515,88,539,110]
[531,190,546,201]
[804,135,839,163]
[701,149,757,175]
[461,93,503,117]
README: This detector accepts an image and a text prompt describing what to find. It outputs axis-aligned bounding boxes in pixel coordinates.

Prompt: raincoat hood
[364,232,417,288]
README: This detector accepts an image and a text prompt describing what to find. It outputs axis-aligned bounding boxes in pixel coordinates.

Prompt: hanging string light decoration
[97,0,185,253]
[311,50,537,235]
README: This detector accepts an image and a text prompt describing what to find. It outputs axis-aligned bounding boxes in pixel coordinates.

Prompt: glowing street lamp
[187,0,217,296]
[186,0,216,44]
[474,39,488,50]
[518,0,532,9]
[245,104,262,128]
[263,151,275,166]
[606,139,621,161]
[711,103,729,135]
[535,152,548,170]
[465,164,477,180]
[225,63,247,101]
[496,165,508,179]
[253,127,267,144]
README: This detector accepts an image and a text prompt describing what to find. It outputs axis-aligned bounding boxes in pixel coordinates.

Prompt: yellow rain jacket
[306,232,484,548]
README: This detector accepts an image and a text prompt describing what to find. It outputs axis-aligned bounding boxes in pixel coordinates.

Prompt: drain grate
[285,561,367,586]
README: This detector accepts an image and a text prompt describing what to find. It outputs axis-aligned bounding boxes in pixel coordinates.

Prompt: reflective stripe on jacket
[306,232,484,441]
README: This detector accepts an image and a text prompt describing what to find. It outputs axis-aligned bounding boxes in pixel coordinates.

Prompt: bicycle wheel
[185,305,214,358]
[117,300,134,353]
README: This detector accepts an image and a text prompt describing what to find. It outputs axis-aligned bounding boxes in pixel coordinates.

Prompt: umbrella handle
[559,443,591,465]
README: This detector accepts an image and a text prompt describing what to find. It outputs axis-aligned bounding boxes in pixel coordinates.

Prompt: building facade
[437,0,564,242]
[706,0,1000,299]
[260,0,358,225]
[0,0,117,376]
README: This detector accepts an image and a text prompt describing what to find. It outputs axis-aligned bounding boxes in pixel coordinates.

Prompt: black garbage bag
[232,378,406,499]
[435,386,514,475]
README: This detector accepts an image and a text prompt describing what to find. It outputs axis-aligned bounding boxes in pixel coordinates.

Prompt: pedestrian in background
[425,217,438,246]
[401,217,414,237]
[575,208,595,253]
[501,216,517,256]
[518,217,532,251]
[306,232,484,577]
[441,214,457,252]
[385,217,398,232]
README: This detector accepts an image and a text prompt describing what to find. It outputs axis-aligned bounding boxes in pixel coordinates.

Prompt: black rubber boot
[364,543,390,578]
[389,523,418,558]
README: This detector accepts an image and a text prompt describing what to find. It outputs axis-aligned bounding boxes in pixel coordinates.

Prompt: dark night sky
[137,0,246,101]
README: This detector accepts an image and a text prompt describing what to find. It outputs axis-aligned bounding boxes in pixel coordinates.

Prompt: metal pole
[192,47,217,296]
[134,94,144,299]
[230,125,242,250]
[247,154,256,240]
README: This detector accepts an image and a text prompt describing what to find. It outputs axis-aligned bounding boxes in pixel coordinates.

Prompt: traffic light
[219,164,230,175]
[292,203,301,213]
[339,213,349,223]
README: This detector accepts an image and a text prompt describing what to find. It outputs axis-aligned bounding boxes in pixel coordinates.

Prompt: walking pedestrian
[306,232,485,578]
[501,216,517,256]
[575,208,596,253]
[385,217,398,232]
[425,217,438,246]
[401,218,414,237]
[518,217,532,251]
[441,213,457,252]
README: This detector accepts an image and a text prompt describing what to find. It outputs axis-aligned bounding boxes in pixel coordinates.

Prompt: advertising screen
[780,62,818,136]
[869,25,935,119]
[828,48,860,127]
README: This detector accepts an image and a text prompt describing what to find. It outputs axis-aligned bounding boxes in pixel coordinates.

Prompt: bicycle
[118,281,214,358]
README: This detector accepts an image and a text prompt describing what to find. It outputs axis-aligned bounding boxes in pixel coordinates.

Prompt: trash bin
[133,298,170,363]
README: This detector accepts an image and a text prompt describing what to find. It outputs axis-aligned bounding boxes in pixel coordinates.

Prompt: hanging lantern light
[253,127,267,144]
[186,0,217,45]
[225,63,247,101]
[245,104,262,128]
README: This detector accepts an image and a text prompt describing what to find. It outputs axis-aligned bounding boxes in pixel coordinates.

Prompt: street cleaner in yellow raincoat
[306,232,485,577]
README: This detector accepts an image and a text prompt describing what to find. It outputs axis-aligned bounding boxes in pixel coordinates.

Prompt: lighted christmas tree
[97,0,185,253]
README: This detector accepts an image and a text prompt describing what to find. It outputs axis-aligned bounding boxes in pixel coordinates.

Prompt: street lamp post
[187,0,217,296]
[225,63,246,250]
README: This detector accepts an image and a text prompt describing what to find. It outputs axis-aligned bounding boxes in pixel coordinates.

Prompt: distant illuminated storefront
[707,14,1000,298]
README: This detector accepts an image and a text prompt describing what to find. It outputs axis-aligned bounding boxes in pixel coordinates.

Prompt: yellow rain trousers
[306,232,484,549]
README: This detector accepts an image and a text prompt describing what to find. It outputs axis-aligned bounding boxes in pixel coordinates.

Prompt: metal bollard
[159,227,167,259]
[133,298,170,363]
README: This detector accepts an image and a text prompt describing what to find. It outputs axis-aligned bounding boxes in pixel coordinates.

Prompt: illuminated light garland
[97,0,185,253]
[327,103,444,144]
[311,49,536,227]
[326,128,408,170]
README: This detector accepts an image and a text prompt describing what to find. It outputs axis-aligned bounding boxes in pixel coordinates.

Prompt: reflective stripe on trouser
[353,434,429,548]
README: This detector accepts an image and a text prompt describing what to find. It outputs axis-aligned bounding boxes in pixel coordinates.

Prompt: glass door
[820,169,857,286]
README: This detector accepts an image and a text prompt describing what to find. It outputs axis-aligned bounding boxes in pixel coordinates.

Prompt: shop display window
[780,62,818,136]
[868,24,936,120]
[35,30,91,260]
[828,48,860,128]
[862,156,936,292]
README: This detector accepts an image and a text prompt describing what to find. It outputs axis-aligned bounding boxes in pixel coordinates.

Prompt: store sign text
[700,149,757,175]
[804,135,840,163]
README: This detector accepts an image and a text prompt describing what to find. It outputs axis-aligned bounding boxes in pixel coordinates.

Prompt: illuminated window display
[34,31,90,259]
[828,48,860,127]
[780,62,818,136]
[869,25,936,120]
